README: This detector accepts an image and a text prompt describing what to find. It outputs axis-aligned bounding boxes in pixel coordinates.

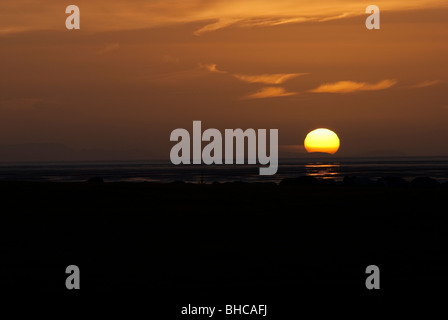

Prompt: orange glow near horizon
[304,129,340,155]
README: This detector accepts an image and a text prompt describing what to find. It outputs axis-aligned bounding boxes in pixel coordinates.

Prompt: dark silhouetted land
[1,179,447,310]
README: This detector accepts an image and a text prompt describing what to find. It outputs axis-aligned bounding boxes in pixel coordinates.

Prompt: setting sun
[304,129,340,154]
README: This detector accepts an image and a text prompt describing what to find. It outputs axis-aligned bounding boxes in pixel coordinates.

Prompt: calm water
[0,157,447,184]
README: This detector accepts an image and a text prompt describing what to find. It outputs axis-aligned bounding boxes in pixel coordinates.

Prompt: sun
[304,128,340,154]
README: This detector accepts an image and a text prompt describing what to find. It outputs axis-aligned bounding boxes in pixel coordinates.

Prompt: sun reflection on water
[305,162,341,179]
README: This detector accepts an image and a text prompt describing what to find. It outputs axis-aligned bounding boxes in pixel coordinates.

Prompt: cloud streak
[244,87,297,99]
[201,64,305,84]
[201,63,303,99]
[411,80,441,88]
[234,73,307,85]
[1,0,447,35]
[310,79,397,93]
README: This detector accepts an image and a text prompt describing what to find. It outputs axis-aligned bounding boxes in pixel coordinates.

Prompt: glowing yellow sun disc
[304,128,340,154]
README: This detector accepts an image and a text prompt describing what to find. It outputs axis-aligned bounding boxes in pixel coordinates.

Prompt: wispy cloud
[244,87,297,99]
[234,73,307,85]
[201,64,305,83]
[310,79,397,93]
[199,64,397,98]
[201,64,303,99]
[236,17,312,28]
[1,0,446,35]
[194,18,241,36]
[193,12,355,35]
[199,63,227,74]
[411,80,441,88]
[189,0,446,35]
[317,12,357,22]
[195,12,359,34]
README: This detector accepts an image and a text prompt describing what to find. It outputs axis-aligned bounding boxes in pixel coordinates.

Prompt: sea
[0,157,447,184]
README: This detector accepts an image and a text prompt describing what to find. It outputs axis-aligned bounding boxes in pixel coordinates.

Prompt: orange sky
[0,1,447,161]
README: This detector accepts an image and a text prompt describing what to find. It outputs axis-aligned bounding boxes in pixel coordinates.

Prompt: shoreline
[0,174,447,187]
